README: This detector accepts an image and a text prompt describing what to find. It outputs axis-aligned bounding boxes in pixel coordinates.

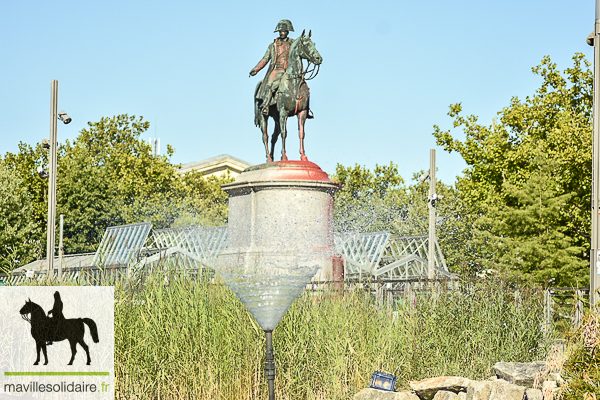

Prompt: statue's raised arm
[249,19,322,163]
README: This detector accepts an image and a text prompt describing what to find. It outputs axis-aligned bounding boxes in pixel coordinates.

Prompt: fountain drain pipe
[265,330,275,400]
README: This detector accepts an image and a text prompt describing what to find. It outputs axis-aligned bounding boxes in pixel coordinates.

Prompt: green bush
[559,309,600,399]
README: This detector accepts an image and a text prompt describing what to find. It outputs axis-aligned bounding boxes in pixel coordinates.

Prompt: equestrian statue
[250,19,322,162]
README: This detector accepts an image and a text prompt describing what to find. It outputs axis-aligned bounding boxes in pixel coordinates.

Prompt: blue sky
[0,0,594,184]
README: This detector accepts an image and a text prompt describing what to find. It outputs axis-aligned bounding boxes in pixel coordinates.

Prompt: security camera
[58,111,71,124]
[587,31,594,47]
[41,138,50,149]
[419,172,430,183]
[37,166,48,179]
[430,194,444,201]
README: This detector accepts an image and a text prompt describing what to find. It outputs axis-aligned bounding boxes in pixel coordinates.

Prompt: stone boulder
[465,380,492,400]
[525,388,543,400]
[488,380,525,400]
[493,361,546,387]
[432,390,459,399]
[353,388,419,400]
[409,377,472,400]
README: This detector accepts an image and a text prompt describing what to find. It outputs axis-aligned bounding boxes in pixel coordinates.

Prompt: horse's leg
[34,341,41,365]
[271,112,280,162]
[260,112,272,163]
[279,110,288,161]
[67,339,77,365]
[41,343,48,365]
[297,109,309,161]
[79,339,91,365]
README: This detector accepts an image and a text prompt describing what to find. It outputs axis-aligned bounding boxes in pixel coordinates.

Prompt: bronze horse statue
[254,30,322,162]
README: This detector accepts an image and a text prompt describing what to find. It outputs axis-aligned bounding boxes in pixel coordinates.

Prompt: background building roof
[176,154,254,178]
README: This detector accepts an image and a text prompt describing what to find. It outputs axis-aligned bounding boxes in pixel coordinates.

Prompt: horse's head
[297,30,322,65]
[19,298,43,323]
[19,299,34,323]
[19,298,32,315]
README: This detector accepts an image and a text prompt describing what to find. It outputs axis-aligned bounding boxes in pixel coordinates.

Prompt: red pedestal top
[239,160,334,183]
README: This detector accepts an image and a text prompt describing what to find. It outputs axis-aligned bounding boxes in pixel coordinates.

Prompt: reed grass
[22,269,550,399]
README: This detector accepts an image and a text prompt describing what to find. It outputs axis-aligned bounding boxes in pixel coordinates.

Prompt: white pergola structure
[90,225,452,282]
[334,231,454,281]
[148,225,228,270]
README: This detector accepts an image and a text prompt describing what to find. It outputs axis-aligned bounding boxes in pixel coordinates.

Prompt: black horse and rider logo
[19,291,99,366]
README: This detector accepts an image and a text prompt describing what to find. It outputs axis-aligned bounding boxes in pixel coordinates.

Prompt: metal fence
[543,287,590,332]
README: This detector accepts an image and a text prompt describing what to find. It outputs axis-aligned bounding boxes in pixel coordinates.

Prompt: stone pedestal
[217,161,341,331]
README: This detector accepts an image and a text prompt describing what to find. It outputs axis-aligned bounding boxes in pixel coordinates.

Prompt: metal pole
[46,80,59,279]
[265,330,275,400]
[428,149,436,280]
[591,1,600,308]
[58,214,64,280]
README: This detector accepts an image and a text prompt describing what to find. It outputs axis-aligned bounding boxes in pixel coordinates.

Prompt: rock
[488,380,525,400]
[456,393,467,400]
[525,388,543,400]
[353,388,419,400]
[410,377,472,400]
[493,361,546,387]
[433,390,459,399]
[548,372,563,384]
[465,381,492,400]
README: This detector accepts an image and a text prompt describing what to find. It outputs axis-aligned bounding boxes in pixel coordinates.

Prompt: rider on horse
[249,19,295,115]
[46,291,65,345]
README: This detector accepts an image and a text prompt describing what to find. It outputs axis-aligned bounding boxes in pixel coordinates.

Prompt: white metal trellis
[149,225,228,269]
[334,232,453,281]
[93,222,152,268]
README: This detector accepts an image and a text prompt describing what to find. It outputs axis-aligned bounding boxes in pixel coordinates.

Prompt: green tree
[57,114,181,253]
[403,171,477,274]
[473,155,587,286]
[433,53,592,284]
[330,163,469,273]
[3,114,231,256]
[2,142,49,230]
[331,162,406,234]
[0,161,42,272]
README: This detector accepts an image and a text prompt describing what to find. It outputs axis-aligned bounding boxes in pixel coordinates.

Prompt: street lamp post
[46,80,59,279]
[44,80,71,279]
[589,1,600,308]
[428,149,436,281]
[419,150,441,281]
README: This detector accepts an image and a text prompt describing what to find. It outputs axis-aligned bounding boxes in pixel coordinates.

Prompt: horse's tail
[82,318,99,343]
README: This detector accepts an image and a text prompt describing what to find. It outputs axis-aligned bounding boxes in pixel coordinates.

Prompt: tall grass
[22,269,550,399]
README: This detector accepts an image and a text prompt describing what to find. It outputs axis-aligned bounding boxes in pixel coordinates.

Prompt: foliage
[559,310,600,399]
[331,162,406,234]
[331,163,471,273]
[2,114,231,261]
[403,172,478,274]
[57,115,179,252]
[174,171,232,227]
[2,142,50,230]
[0,161,42,272]
[433,54,592,284]
[14,268,547,399]
[473,155,587,286]
[108,271,547,399]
